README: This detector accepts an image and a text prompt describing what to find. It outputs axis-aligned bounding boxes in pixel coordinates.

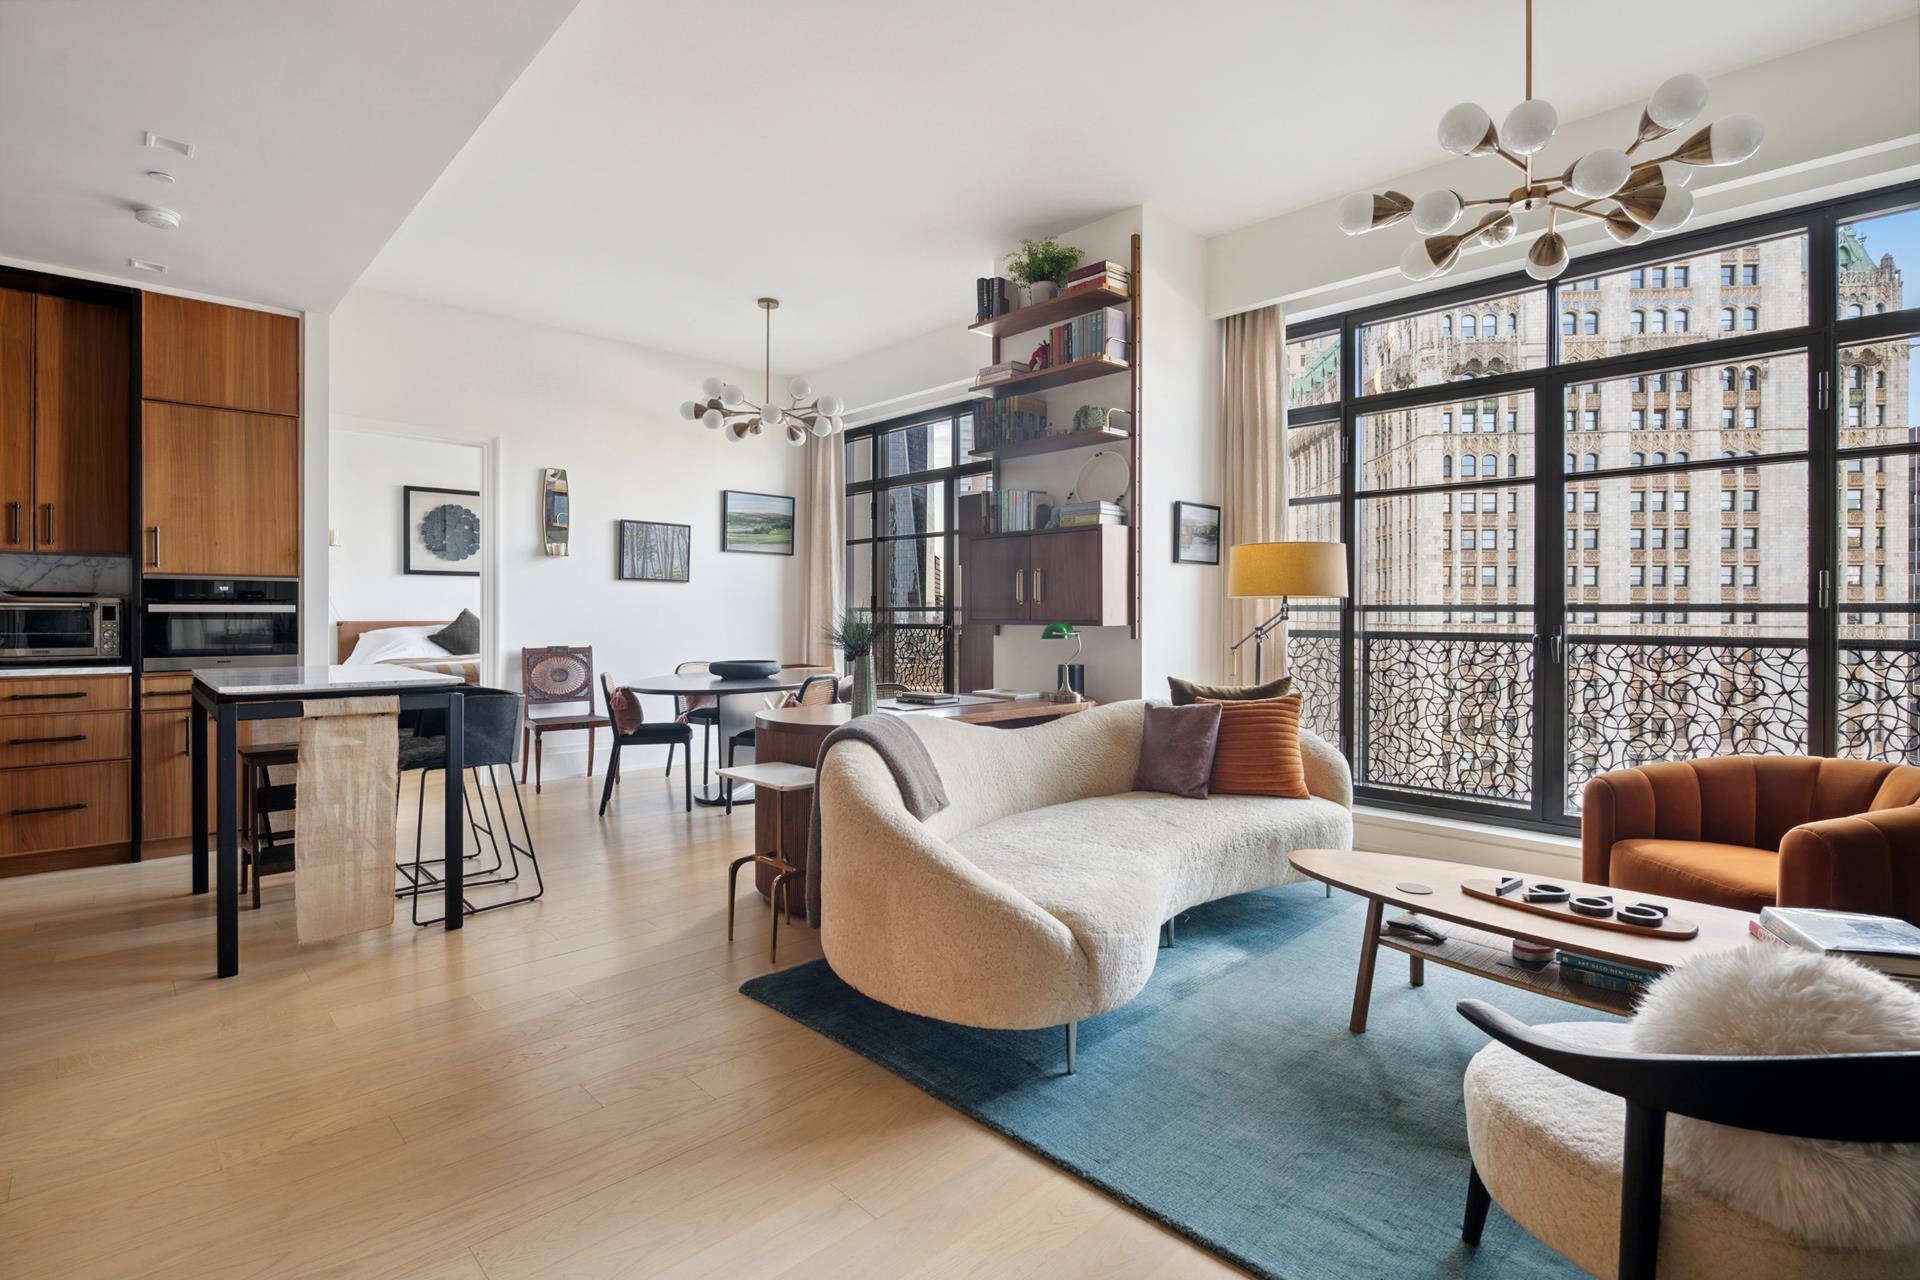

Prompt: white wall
[329,287,806,778]
[328,430,484,625]
[1209,17,1920,323]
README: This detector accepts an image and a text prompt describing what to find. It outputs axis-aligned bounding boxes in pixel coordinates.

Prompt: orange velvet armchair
[1581,755,1920,924]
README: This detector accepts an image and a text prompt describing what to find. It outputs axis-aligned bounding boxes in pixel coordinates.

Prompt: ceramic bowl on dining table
[709,659,782,680]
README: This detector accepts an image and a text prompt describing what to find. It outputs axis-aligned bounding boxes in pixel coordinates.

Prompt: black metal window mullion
[1808,205,1841,757]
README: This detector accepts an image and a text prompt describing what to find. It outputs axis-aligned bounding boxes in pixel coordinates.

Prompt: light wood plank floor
[0,766,1241,1279]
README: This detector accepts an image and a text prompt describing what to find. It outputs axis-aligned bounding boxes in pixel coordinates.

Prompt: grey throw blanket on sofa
[806,713,949,927]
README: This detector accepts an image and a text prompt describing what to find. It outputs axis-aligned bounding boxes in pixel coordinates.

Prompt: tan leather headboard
[334,620,449,663]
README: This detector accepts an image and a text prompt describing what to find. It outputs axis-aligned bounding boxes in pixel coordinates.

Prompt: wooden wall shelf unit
[968,425,1129,463]
[967,353,1128,397]
[967,282,1130,338]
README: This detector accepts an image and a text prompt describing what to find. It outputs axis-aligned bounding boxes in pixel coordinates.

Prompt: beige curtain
[1220,304,1289,683]
[797,430,845,668]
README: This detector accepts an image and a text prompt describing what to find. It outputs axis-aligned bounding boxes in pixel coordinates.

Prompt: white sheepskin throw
[1630,944,1920,1249]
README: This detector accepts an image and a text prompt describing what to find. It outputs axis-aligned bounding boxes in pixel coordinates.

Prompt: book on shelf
[1044,307,1131,368]
[974,395,1048,450]
[974,276,1018,323]
[1055,499,1126,528]
[1558,967,1644,998]
[1057,512,1126,528]
[1066,275,1130,296]
[994,487,1049,533]
[970,689,1043,701]
[1555,952,1661,985]
[975,359,1030,384]
[1757,907,1920,978]
[1067,260,1128,282]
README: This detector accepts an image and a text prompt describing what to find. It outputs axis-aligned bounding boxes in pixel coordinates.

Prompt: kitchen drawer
[0,675,131,715]
[0,711,130,769]
[0,761,130,856]
[141,673,196,705]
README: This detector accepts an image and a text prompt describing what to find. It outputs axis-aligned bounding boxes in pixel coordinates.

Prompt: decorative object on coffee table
[403,485,481,576]
[541,468,569,556]
[824,609,880,717]
[720,489,795,555]
[1226,540,1349,683]
[617,519,690,582]
[1172,500,1221,564]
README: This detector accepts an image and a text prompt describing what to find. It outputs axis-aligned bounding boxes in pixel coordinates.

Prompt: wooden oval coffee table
[1288,849,1758,1033]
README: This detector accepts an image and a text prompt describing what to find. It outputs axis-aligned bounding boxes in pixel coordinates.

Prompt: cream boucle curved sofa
[817,700,1352,1032]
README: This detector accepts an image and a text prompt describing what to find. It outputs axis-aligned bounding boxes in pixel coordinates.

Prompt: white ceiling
[0,0,576,312]
[359,0,1917,372]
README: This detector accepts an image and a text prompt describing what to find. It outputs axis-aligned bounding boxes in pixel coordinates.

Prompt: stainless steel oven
[0,594,122,661]
[141,577,298,671]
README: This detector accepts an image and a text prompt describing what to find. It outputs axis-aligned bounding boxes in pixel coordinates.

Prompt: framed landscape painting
[618,520,691,582]
[721,490,795,555]
[1173,500,1221,565]
[404,485,482,576]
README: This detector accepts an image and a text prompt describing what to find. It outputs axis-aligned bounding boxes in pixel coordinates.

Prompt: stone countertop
[192,665,462,697]
[0,665,133,678]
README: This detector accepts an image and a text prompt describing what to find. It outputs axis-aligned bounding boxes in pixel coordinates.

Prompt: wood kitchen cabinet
[0,288,132,555]
[959,527,1130,627]
[142,294,299,416]
[142,401,299,576]
[0,674,132,864]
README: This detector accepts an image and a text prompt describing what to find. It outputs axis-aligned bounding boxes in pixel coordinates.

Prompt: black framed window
[1286,181,1920,833]
[843,404,992,691]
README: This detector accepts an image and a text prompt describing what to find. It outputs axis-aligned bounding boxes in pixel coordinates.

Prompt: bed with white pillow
[335,620,481,684]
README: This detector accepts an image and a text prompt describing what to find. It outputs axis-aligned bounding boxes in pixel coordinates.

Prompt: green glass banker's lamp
[1042,623,1084,703]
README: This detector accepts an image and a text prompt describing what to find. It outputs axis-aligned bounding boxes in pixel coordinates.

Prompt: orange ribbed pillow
[1198,693,1309,798]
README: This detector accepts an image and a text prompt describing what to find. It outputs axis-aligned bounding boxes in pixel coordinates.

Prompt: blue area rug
[741,883,1619,1279]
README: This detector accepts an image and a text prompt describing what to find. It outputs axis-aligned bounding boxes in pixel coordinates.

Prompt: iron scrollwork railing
[1837,647,1920,764]
[1360,632,1535,806]
[1564,640,1809,811]
[1286,629,1341,746]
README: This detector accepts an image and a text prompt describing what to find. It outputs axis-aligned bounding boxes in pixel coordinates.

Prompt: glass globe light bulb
[1501,98,1558,155]
[1335,191,1378,234]
[814,393,843,419]
[1646,73,1708,130]
[678,400,699,421]
[1707,113,1765,165]
[1647,184,1695,233]
[1411,190,1464,236]
[701,377,724,399]
[727,422,749,443]
[1567,149,1631,200]
[1436,102,1493,155]
[720,382,745,407]
[1477,212,1517,248]
[832,416,847,433]
[809,414,834,438]
[759,403,785,428]
[1398,239,1445,283]
[1525,232,1569,281]
[788,376,813,402]
[701,408,725,431]
[786,426,806,446]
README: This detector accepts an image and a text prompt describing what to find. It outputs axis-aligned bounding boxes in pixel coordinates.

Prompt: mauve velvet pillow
[1134,701,1224,799]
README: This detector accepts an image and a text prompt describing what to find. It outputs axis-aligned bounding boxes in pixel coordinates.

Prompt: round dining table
[620,668,826,806]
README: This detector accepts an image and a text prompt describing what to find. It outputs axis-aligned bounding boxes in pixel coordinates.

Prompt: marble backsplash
[0,553,135,598]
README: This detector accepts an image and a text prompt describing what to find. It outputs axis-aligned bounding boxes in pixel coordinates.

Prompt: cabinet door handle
[1014,568,1024,605]
[7,501,18,544]
[1034,568,1044,603]
[7,691,85,702]
[11,802,86,817]
[149,525,162,567]
[41,503,53,545]
[7,734,86,746]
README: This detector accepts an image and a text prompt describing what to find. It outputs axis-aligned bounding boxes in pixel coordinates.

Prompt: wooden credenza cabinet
[0,289,132,555]
[0,674,132,862]
[959,526,1130,627]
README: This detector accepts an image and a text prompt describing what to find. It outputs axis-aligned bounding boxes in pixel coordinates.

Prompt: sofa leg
[1463,1161,1491,1246]
[1063,1022,1077,1076]
[1161,916,1177,948]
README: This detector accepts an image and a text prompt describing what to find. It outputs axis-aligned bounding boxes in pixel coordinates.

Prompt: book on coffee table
[1758,907,1920,978]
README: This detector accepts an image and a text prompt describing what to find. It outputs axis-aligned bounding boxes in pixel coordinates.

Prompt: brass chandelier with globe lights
[1335,0,1765,283]
[678,297,846,445]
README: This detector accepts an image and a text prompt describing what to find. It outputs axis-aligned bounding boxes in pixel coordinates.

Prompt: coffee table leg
[1349,896,1384,1034]
[1409,955,1425,987]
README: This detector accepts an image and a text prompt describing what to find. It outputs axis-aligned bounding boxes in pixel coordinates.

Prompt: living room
[2,1,1919,1277]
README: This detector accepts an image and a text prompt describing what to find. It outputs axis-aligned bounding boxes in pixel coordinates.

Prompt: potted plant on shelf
[825,610,884,716]
[1007,236,1082,305]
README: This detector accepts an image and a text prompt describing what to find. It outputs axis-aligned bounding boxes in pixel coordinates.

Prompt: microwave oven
[0,595,123,662]
[141,576,299,671]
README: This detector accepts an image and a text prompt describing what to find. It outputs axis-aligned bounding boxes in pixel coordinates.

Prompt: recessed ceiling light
[134,206,181,230]
[128,258,168,273]
[143,132,194,158]
[145,170,176,184]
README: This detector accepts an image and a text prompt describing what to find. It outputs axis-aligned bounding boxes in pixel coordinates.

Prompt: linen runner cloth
[294,696,400,942]
[807,713,947,927]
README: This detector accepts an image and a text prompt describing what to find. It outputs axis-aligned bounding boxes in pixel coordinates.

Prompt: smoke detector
[134,206,181,230]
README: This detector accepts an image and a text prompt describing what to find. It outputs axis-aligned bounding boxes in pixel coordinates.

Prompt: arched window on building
[1742,306,1759,330]
[1564,452,1575,472]
[1674,451,1688,463]
[1460,454,1476,477]
[1673,308,1689,332]
[1630,452,1645,467]
[1507,454,1517,476]
[1847,304,1864,318]
[1652,452,1666,465]
[1721,366,1737,390]
[1561,311,1576,336]
[1483,313,1497,335]
[1583,311,1599,334]
[1744,366,1760,391]
[1483,453,1497,477]
[1461,314,1477,337]
[1629,310,1646,333]
[1650,309,1667,333]
[1442,454,1453,478]
[1442,314,1453,336]
[1719,308,1736,332]
[1582,453,1598,472]
[1506,313,1518,333]
[1848,365,1864,388]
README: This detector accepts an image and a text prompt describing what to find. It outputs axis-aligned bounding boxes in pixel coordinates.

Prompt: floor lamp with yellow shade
[1227,541,1350,684]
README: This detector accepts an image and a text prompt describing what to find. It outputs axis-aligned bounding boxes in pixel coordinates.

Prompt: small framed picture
[404,485,481,576]
[618,520,691,582]
[1172,501,1221,565]
[721,490,796,555]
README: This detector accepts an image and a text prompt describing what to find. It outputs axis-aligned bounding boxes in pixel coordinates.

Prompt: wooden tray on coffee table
[1458,878,1700,940]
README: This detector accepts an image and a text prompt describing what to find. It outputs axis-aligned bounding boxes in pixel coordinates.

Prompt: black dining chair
[1454,997,1920,1279]
[600,674,693,817]
[666,659,719,786]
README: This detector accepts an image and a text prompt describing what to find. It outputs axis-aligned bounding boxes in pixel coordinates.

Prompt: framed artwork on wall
[1172,500,1221,565]
[618,519,691,582]
[404,485,482,576]
[721,490,796,555]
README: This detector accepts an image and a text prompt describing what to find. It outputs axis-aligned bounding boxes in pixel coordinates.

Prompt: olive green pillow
[1167,673,1293,706]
